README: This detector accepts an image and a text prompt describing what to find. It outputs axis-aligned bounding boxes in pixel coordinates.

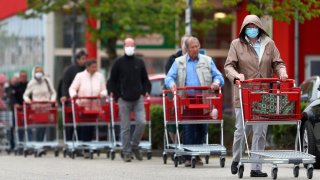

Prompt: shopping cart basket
[22,101,60,157]
[66,96,112,159]
[162,86,226,168]
[237,78,315,179]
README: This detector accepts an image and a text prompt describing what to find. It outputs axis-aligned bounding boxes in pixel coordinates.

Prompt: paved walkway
[0,153,319,180]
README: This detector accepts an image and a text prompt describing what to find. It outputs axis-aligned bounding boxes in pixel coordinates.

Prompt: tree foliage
[222,0,320,23]
[23,0,320,61]
[22,0,233,61]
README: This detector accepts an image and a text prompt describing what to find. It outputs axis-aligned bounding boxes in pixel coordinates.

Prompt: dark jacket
[12,81,28,106]
[61,64,85,98]
[108,55,151,101]
[165,50,182,74]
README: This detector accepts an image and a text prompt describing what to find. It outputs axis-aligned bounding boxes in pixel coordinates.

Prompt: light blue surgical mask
[245,27,259,39]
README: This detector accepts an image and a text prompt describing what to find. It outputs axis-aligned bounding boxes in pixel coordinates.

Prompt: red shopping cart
[162,86,226,168]
[237,78,315,179]
[22,101,60,157]
[66,96,112,159]
[109,97,152,160]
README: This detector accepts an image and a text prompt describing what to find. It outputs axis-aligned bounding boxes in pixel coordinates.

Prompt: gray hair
[185,36,200,50]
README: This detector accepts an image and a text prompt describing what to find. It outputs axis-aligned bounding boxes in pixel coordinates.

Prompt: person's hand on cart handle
[170,83,177,92]
[279,72,288,81]
[235,74,245,85]
[211,82,220,90]
[60,96,67,103]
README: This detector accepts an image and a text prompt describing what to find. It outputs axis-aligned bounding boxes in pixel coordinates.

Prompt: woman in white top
[69,59,107,145]
[23,66,56,142]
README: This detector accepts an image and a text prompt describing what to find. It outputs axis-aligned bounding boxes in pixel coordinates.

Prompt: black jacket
[108,55,151,101]
[12,81,28,106]
[61,64,85,98]
[165,50,182,74]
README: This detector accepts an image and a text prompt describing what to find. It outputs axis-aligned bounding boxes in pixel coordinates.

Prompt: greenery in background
[23,0,233,62]
[223,0,320,23]
[149,105,236,150]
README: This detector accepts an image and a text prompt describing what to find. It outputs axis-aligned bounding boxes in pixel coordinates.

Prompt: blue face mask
[245,27,259,38]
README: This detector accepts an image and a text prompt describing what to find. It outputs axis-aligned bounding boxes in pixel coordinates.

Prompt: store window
[305,55,320,79]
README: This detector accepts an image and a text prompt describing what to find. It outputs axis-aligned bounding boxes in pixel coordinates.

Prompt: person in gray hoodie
[225,15,288,177]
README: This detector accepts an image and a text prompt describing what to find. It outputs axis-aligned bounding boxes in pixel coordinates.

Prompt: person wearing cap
[224,14,288,177]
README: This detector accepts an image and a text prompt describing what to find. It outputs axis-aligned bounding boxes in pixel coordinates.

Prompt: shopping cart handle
[241,78,295,84]
[24,100,56,104]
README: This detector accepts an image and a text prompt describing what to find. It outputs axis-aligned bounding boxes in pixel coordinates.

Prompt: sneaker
[123,154,131,162]
[196,157,204,166]
[132,148,143,161]
[231,161,239,174]
[185,160,191,167]
[250,170,268,177]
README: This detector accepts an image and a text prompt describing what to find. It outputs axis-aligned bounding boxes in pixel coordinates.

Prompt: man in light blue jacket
[165,36,224,167]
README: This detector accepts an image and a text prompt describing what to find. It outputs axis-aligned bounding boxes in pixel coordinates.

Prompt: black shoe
[231,161,239,174]
[250,170,268,177]
[132,148,143,161]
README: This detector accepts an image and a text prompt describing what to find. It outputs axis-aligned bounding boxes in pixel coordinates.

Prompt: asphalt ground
[0,152,319,180]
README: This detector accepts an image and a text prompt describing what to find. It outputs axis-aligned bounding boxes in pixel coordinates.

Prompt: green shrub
[149,105,236,150]
[150,105,164,149]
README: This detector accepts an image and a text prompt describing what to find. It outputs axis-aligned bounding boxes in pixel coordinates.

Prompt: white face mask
[124,46,135,56]
[34,72,43,79]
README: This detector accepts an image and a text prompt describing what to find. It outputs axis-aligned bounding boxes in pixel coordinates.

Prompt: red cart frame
[162,86,226,168]
[63,96,112,159]
[237,78,315,179]
[22,101,59,157]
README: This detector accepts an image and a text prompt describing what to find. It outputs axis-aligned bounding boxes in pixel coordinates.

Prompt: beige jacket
[69,70,107,98]
[23,77,56,102]
[224,15,287,107]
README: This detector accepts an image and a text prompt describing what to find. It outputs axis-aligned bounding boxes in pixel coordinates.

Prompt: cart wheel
[63,150,67,158]
[163,154,167,164]
[147,152,152,160]
[90,152,94,159]
[24,150,28,158]
[96,150,100,157]
[238,165,244,178]
[271,167,278,180]
[171,154,175,162]
[220,157,225,168]
[293,165,299,177]
[71,151,75,159]
[191,158,196,168]
[54,150,59,157]
[174,156,178,167]
[307,166,313,179]
[179,156,185,164]
[111,151,115,160]
[205,155,209,164]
